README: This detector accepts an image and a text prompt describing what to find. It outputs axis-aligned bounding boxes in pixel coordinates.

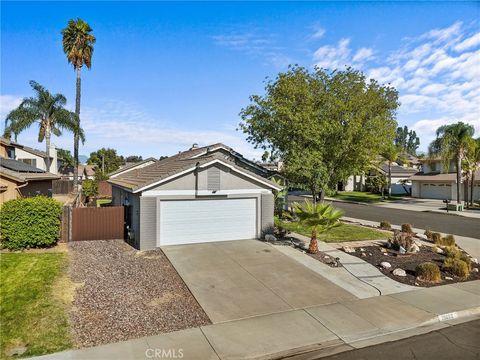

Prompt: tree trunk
[45,123,51,172]
[311,186,317,205]
[388,161,392,198]
[73,66,81,192]
[308,228,318,254]
[456,155,462,204]
[471,171,475,207]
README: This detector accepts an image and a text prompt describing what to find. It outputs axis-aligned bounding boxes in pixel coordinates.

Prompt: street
[320,319,480,360]
[288,196,480,239]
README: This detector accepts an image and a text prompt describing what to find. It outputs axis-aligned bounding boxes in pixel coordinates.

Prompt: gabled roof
[0,157,44,173]
[0,157,60,182]
[378,163,418,176]
[108,144,281,192]
[1,136,51,158]
[410,169,480,182]
[109,157,157,177]
[59,164,96,177]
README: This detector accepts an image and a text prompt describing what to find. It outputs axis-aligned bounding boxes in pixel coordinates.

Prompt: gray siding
[139,196,157,250]
[261,192,274,237]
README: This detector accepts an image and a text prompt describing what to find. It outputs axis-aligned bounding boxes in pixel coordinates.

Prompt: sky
[1,1,479,161]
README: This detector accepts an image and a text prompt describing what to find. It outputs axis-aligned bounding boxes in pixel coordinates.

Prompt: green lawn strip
[276,218,390,242]
[332,191,405,203]
[0,252,73,359]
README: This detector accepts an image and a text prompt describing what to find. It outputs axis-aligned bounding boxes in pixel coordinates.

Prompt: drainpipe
[15,181,29,197]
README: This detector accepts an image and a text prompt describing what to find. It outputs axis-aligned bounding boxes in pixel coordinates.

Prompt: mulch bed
[308,251,343,268]
[346,245,480,287]
[68,240,211,348]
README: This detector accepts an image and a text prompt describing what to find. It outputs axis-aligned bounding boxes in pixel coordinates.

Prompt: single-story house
[0,157,60,203]
[108,143,281,250]
[59,164,96,181]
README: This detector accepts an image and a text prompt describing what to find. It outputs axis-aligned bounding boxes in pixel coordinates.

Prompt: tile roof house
[59,164,96,181]
[0,156,60,203]
[108,143,281,250]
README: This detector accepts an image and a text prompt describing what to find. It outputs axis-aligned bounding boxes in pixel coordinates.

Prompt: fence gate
[71,206,124,241]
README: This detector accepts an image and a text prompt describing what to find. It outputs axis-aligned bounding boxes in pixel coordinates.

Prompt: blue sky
[1,1,479,160]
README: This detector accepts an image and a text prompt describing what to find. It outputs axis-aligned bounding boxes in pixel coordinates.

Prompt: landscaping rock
[472,258,478,264]
[361,252,367,257]
[342,246,355,253]
[392,268,407,277]
[399,245,406,254]
[409,244,420,253]
[416,234,428,241]
[435,247,444,254]
[445,276,453,280]
[380,261,392,269]
[265,234,277,241]
[359,248,365,252]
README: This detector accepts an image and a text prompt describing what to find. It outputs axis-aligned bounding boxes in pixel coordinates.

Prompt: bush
[391,231,413,252]
[424,229,433,240]
[431,232,441,243]
[434,234,455,246]
[0,196,62,250]
[401,223,413,233]
[416,262,441,282]
[444,246,461,259]
[379,221,391,230]
[443,258,470,278]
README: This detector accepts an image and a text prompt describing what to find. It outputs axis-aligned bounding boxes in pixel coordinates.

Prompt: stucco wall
[0,176,20,203]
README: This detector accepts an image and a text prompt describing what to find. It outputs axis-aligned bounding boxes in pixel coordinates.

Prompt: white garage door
[159,198,257,246]
[420,183,451,200]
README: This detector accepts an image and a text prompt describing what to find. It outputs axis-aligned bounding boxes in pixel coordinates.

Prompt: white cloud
[313,38,351,69]
[0,95,22,122]
[312,27,326,40]
[353,47,374,62]
[423,21,463,43]
[454,32,480,51]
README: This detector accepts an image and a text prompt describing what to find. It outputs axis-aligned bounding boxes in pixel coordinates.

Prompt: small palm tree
[62,18,96,189]
[4,81,85,172]
[429,122,475,204]
[293,200,344,254]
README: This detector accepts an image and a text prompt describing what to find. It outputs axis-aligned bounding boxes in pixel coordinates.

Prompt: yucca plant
[293,200,344,254]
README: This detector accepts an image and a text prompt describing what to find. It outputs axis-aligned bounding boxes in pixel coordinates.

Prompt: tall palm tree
[4,81,85,172]
[381,145,399,198]
[293,200,344,253]
[62,18,95,190]
[429,122,475,204]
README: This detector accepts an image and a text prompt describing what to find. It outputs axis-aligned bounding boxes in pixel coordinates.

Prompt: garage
[420,183,452,200]
[159,198,257,246]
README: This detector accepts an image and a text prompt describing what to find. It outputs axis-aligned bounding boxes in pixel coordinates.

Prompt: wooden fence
[70,206,124,241]
[52,180,74,194]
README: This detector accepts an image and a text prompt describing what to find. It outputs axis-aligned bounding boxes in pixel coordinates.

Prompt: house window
[430,163,437,172]
[20,158,37,167]
[6,148,15,159]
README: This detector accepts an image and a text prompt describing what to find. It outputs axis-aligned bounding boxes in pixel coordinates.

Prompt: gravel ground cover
[69,240,211,348]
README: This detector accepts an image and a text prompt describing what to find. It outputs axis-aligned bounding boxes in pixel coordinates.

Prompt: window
[19,158,37,167]
[6,148,15,159]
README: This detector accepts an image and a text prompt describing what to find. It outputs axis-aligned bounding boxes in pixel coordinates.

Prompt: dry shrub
[416,262,441,282]
[401,223,413,233]
[431,232,441,243]
[391,231,413,252]
[443,258,470,278]
[380,221,391,230]
[424,229,433,240]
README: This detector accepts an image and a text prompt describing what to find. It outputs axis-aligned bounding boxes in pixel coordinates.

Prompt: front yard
[276,217,389,242]
[0,252,73,359]
[332,191,405,203]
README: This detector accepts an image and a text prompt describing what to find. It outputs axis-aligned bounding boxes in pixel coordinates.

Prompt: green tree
[381,144,400,198]
[62,18,96,191]
[463,137,480,207]
[240,66,399,201]
[293,200,344,254]
[125,155,143,162]
[395,126,420,155]
[3,81,84,172]
[57,148,74,168]
[82,179,98,203]
[429,122,475,204]
[87,148,123,174]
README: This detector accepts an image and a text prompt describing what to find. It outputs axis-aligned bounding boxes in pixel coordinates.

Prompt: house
[108,143,281,250]
[109,157,157,178]
[0,156,60,203]
[59,164,96,181]
[0,137,58,174]
[411,158,480,201]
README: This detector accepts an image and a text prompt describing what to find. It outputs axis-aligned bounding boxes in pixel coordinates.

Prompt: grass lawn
[96,199,112,207]
[332,191,404,203]
[276,218,390,242]
[0,252,73,359]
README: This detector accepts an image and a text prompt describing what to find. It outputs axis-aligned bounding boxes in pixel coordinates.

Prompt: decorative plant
[379,221,391,230]
[391,230,413,252]
[401,223,413,233]
[293,200,344,254]
[424,229,433,240]
[416,262,441,283]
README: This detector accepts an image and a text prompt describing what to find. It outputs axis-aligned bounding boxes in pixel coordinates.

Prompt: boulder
[409,244,420,253]
[392,268,407,277]
[435,247,444,254]
[342,246,355,253]
[471,258,478,264]
[265,234,277,241]
[380,261,392,269]
[416,233,428,241]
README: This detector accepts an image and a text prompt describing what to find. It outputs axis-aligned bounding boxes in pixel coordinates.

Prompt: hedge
[0,196,62,250]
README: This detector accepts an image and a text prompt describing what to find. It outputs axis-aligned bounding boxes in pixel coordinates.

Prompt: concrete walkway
[33,281,480,360]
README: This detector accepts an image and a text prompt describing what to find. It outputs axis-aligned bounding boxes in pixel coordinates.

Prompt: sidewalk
[33,281,480,360]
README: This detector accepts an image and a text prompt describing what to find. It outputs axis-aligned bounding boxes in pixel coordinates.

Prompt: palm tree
[4,81,85,172]
[293,200,344,253]
[465,138,480,207]
[429,122,475,205]
[381,145,400,198]
[62,18,96,190]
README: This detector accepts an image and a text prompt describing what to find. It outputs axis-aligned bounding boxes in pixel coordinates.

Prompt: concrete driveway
[162,240,356,323]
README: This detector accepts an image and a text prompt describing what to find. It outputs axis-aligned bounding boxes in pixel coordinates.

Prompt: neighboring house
[411,158,480,201]
[0,156,60,203]
[109,157,157,178]
[0,137,58,174]
[108,143,281,250]
[342,161,417,195]
[59,164,96,181]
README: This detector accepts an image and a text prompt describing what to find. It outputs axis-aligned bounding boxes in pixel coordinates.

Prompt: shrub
[431,232,441,243]
[424,229,433,240]
[416,262,441,282]
[444,246,461,259]
[401,223,413,233]
[391,231,413,252]
[379,221,391,230]
[0,196,62,250]
[434,234,455,246]
[443,258,470,278]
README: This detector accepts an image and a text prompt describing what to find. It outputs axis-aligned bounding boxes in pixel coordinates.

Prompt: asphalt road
[288,196,480,238]
[320,319,480,360]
